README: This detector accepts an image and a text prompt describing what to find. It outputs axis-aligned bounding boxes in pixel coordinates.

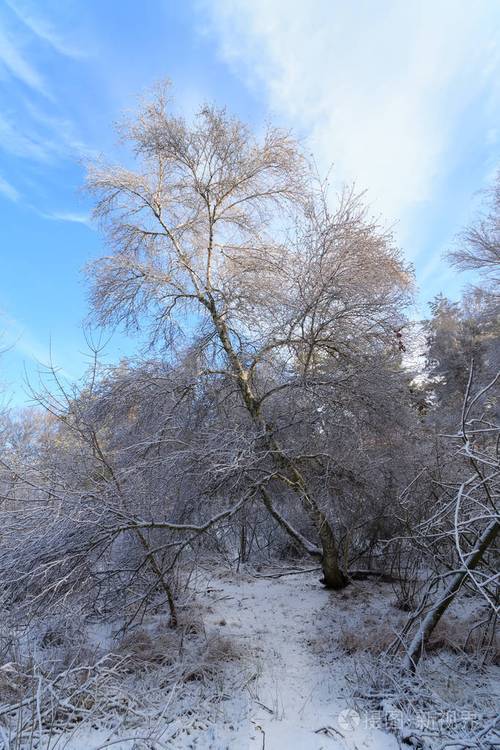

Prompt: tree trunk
[239,519,247,566]
[208,299,348,589]
[134,528,178,628]
[268,440,348,589]
[260,487,347,588]
[402,519,498,673]
[317,521,349,589]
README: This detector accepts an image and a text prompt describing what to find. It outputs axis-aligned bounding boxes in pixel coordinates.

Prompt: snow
[196,567,399,749]
[9,566,497,749]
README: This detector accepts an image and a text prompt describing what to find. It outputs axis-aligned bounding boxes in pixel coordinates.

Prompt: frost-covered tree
[448,169,500,293]
[397,171,499,674]
[85,83,414,588]
[425,291,498,416]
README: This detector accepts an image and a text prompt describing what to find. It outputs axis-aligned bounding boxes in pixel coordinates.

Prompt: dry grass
[182,634,241,682]
[338,621,401,654]
[336,612,499,663]
[115,616,241,686]
[116,626,181,667]
[0,606,243,749]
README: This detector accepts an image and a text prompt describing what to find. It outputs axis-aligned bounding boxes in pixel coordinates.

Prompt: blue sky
[1,0,499,405]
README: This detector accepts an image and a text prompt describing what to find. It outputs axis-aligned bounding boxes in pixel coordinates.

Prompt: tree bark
[402,519,498,673]
[134,528,178,628]
[205,293,348,589]
[317,521,349,589]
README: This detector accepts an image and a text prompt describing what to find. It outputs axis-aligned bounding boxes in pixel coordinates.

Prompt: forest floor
[195,565,399,750]
[34,565,498,750]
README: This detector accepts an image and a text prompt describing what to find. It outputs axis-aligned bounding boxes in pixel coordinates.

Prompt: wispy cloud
[0,4,94,165]
[38,209,93,227]
[0,112,55,162]
[1,314,49,367]
[0,310,75,381]
[205,0,500,241]
[22,101,98,159]
[0,106,94,164]
[5,0,85,59]
[0,24,48,95]
[0,174,20,202]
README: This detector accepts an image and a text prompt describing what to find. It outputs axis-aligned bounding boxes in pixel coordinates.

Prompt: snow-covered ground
[197,566,399,750]
[4,565,498,749]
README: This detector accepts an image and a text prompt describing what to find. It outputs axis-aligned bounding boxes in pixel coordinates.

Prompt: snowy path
[203,568,398,750]
[23,568,497,749]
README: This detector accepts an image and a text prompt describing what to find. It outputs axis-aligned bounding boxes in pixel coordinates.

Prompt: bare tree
[85,83,413,589]
[396,172,499,670]
[448,170,500,293]
[401,366,499,672]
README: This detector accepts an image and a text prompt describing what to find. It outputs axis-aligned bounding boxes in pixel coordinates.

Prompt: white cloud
[0,107,94,164]
[0,174,20,202]
[39,210,92,227]
[22,102,98,160]
[5,0,85,59]
[0,311,75,380]
[0,25,48,94]
[0,112,55,161]
[1,313,55,368]
[205,0,500,241]
[0,3,95,171]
